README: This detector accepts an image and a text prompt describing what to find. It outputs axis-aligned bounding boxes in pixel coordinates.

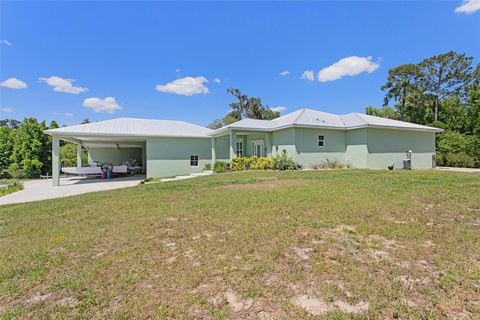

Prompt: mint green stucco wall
[146,137,211,178]
[272,128,297,159]
[346,129,368,168]
[88,147,143,166]
[294,127,346,167]
[366,128,435,169]
[214,135,230,162]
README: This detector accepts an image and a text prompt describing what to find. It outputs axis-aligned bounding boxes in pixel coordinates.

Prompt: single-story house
[45,108,443,186]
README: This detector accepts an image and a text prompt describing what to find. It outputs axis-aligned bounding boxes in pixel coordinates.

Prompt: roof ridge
[292,108,308,125]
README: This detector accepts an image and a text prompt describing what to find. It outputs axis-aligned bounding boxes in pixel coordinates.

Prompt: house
[45,108,443,186]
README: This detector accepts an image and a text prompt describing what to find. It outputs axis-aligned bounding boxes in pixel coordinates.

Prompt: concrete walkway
[0,175,145,206]
[436,167,480,173]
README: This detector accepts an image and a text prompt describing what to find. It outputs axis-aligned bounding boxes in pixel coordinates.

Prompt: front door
[252,140,264,157]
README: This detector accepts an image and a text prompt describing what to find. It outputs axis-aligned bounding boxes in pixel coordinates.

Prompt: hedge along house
[45,118,213,186]
[209,108,443,169]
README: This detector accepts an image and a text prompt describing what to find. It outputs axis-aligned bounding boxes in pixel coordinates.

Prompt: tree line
[366,51,479,167]
[0,118,90,178]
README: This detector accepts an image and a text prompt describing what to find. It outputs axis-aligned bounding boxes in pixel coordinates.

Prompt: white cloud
[317,56,380,82]
[279,70,290,76]
[1,107,13,113]
[0,77,28,89]
[176,69,181,73]
[1,40,12,46]
[39,76,88,94]
[301,70,315,81]
[271,106,287,113]
[156,76,209,96]
[214,78,221,84]
[455,0,480,13]
[83,97,122,114]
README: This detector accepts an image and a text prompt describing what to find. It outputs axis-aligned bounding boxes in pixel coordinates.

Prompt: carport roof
[45,117,213,138]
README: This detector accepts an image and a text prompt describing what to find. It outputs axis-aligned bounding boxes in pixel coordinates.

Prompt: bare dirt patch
[291,294,369,316]
[217,179,308,190]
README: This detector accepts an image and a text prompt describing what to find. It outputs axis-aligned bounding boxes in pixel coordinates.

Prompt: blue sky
[1,1,479,127]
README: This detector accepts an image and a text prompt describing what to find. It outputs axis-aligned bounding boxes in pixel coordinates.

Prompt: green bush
[232,156,274,171]
[21,159,43,178]
[445,152,475,168]
[203,163,212,171]
[5,163,23,179]
[272,153,301,171]
[250,156,274,170]
[214,161,229,173]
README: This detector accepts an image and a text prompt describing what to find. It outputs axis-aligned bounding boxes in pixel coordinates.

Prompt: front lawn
[0,170,479,319]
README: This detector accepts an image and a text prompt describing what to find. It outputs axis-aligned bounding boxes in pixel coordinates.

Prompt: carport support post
[211,137,216,168]
[76,144,82,167]
[229,130,236,161]
[52,136,60,186]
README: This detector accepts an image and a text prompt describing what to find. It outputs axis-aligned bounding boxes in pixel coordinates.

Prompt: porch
[211,129,273,163]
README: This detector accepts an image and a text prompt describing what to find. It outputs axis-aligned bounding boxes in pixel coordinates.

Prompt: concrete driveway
[0,175,145,205]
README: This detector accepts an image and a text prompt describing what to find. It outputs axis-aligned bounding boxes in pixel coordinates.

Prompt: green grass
[0,181,23,197]
[0,170,479,319]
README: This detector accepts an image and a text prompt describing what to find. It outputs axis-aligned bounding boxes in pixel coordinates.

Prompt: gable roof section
[45,118,213,138]
[210,108,443,135]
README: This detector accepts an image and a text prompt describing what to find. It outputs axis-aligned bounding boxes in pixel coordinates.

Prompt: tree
[365,106,399,120]
[381,64,420,120]
[81,118,91,124]
[208,88,280,129]
[418,51,475,121]
[10,118,50,177]
[0,119,21,129]
[0,126,14,175]
[226,87,280,120]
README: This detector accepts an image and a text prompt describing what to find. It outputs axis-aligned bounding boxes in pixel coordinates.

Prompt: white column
[229,130,236,161]
[77,144,82,167]
[52,136,60,186]
[265,132,272,156]
[211,137,216,167]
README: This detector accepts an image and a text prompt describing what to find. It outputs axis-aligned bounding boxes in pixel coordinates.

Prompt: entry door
[252,140,264,157]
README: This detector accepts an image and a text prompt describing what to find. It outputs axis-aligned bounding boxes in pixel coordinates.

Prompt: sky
[1,1,479,127]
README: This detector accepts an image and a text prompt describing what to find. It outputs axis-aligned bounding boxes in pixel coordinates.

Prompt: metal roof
[45,118,213,138]
[210,108,443,135]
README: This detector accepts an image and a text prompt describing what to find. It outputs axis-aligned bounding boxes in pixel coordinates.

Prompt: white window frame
[236,140,243,157]
[318,135,325,147]
[190,155,199,167]
[252,140,264,157]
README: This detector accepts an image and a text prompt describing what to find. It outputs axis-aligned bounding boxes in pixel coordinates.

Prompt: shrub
[312,158,351,169]
[5,163,23,179]
[21,159,43,178]
[445,152,475,168]
[232,157,249,171]
[214,161,229,173]
[203,163,212,171]
[250,156,274,170]
[272,153,301,171]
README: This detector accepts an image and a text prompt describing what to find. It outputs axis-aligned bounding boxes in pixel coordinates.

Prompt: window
[236,141,243,157]
[190,155,199,167]
[318,135,325,147]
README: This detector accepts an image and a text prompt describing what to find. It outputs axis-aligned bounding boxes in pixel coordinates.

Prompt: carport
[49,134,146,186]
